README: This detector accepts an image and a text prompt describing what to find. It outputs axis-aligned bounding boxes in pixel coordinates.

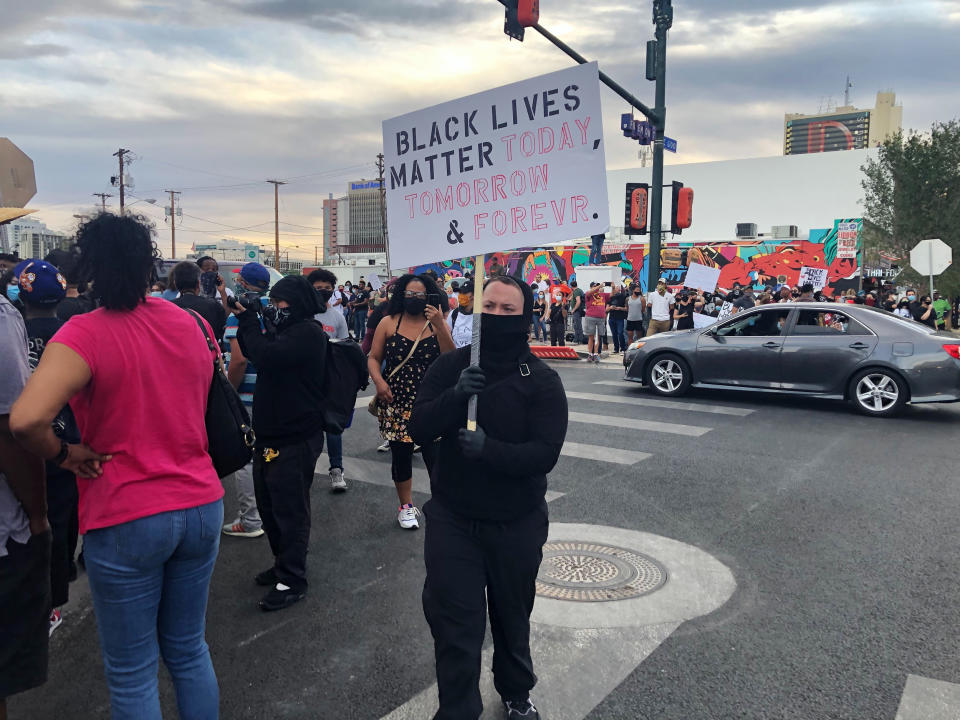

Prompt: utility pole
[266,180,286,271]
[647,0,672,293]
[92,192,112,211]
[113,149,130,213]
[165,189,181,259]
[376,153,390,277]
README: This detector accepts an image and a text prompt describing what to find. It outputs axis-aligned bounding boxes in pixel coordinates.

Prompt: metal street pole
[929,242,935,297]
[647,0,672,293]
[267,180,286,271]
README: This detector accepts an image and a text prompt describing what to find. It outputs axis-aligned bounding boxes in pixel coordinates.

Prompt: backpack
[321,339,370,434]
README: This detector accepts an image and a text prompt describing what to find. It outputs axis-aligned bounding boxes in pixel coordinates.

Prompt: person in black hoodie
[233,275,327,611]
[408,275,568,720]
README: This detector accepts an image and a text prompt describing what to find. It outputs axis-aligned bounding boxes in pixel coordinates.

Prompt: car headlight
[627,341,645,351]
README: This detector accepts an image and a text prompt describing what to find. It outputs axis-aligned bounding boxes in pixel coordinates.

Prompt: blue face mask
[5,284,19,303]
[150,291,162,297]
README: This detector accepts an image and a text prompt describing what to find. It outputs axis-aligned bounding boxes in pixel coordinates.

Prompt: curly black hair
[75,212,160,311]
[386,273,445,318]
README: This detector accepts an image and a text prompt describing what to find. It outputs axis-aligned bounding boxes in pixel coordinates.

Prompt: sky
[2,0,958,261]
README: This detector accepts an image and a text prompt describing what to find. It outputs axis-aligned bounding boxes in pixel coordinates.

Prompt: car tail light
[943,344,960,359]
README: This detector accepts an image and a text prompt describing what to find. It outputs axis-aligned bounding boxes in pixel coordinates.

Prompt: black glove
[458,427,486,460]
[453,365,486,401]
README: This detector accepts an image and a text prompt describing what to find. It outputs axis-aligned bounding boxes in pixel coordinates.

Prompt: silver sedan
[623,303,960,416]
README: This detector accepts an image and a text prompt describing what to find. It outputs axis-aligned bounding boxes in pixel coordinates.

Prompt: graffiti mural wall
[412,219,862,297]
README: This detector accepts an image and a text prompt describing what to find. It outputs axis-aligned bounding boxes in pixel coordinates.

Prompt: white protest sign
[693,312,717,329]
[799,266,829,290]
[836,221,859,259]
[716,301,735,321]
[367,274,383,291]
[684,262,721,292]
[382,63,609,269]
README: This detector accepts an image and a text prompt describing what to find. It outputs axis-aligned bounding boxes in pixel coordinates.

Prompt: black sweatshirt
[236,312,327,446]
[408,347,568,521]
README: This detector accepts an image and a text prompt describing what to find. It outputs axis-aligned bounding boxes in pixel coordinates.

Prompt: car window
[716,308,789,337]
[791,309,870,336]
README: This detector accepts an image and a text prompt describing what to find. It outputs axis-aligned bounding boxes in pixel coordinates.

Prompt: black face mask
[480,313,529,355]
[262,305,292,329]
[404,297,427,316]
[317,288,333,303]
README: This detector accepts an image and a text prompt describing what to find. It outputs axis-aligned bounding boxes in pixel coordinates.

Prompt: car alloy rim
[652,359,683,392]
[856,374,899,412]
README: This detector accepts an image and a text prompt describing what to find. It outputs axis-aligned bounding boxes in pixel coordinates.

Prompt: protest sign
[382,63,609,270]
[693,312,717,329]
[366,274,383,291]
[684,262,721,292]
[799,266,829,290]
[716,301,735,322]
[836,221,860,259]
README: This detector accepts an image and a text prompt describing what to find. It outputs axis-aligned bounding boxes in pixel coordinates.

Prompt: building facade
[4,217,68,259]
[784,91,902,155]
[344,179,384,254]
[322,193,349,262]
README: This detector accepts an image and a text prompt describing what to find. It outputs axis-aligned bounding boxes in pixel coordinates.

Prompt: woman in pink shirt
[11,214,224,719]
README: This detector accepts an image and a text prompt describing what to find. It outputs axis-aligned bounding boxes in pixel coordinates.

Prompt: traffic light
[504,0,524,41]
[518,0,539,26]
[624,183,649,235]
[670,181,693,234]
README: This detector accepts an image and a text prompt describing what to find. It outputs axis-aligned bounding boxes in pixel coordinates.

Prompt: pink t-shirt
[52,297,224,534]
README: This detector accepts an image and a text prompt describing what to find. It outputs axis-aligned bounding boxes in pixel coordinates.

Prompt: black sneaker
[259,584,306,612]
[254,567,278,587]
[503,698,541,719]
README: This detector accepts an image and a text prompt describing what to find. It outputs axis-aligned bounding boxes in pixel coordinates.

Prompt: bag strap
[186,310,223,371]
[385,320,430,381]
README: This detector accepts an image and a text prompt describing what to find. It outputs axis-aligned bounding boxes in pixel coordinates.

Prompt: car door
[779,308,878,393]
[695,307,791,388]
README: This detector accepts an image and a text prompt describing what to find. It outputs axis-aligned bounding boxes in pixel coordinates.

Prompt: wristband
[52,440,69,467]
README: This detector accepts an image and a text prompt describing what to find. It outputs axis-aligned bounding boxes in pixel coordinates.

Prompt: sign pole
[467,254,485,432]
[929,243,935,297]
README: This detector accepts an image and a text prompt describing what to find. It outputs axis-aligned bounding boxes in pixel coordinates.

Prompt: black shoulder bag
[187,311,255,478]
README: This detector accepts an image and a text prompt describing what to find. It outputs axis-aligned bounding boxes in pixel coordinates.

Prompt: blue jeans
[589,236,604,265]
[326,431,343,470]
[531,316,546,341]
[609,316,627,352]
[84,499,223,720]
[354,309,368,338]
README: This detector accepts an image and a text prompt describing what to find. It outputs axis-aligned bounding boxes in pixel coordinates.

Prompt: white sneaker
[397,504,421,530]
[377,440,390,452]
[49,608,63,637]
[330,467,347,493]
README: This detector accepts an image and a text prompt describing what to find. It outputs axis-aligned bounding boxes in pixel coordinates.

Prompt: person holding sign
[368,274,454,530]
[408,276,567,720]
[582,283,609,363]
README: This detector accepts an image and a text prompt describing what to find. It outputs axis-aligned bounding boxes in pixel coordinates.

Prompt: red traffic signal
[671,182,693,234]
[624,183,648,235]
[518,0,540,26]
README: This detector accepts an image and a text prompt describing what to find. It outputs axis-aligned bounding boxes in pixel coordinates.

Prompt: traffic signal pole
[496,0,672,292]
[647,1,672,293]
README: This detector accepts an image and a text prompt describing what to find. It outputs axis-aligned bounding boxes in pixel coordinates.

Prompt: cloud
[1,0,957,260]
[0,43,70,60]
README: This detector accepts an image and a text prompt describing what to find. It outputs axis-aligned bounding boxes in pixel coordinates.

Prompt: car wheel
[646,354,691,397]
[848,369,907,417]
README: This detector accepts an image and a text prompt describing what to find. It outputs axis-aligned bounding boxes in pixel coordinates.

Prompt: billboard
[785,112,870,155]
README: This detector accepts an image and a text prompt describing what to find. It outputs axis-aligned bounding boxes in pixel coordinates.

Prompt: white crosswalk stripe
[561,441,651,465]
[581,385,755,416]
[568,411,712,436]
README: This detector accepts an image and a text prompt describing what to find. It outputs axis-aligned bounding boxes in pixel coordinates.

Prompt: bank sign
[382,63,609,269]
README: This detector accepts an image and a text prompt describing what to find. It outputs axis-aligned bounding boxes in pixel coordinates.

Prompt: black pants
[47,470,78,608]
[0,531,51,699]
[422,499,549,720]
[549,322,565,346]
[252,429,324,592]
[389,440,415,484]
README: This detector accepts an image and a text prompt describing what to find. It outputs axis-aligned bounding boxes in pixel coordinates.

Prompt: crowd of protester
[0,220,563,720]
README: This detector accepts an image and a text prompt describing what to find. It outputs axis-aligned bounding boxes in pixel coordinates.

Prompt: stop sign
[910,238,952,276]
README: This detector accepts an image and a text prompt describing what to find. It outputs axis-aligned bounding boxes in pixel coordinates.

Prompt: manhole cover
[536,541,667,602]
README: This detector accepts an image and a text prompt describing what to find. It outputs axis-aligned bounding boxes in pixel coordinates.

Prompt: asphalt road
[12,359,960,719]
